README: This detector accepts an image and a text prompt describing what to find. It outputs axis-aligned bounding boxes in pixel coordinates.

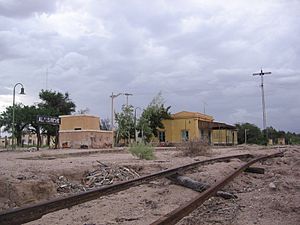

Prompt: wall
[212,129,237,145]
[60,115,100,131]
[162,118,200,143]
[59,130,113,149]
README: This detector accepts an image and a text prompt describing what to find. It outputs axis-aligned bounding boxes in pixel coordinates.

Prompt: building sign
[37,115,60,125]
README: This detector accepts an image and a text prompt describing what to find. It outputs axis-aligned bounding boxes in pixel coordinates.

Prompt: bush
[178,138,211,157]
[129,142,155,160]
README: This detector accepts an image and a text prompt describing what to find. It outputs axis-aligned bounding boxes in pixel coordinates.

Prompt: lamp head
[20,87,25,95]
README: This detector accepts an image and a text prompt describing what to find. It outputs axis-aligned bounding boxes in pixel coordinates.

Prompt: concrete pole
[124,93,133,106]
[111,92,114,131]
[245,129,248,144]
[110,92,122,147]
[134,107,141,142]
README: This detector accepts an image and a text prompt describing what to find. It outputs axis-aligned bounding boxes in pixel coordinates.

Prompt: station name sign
[37,115,60,125]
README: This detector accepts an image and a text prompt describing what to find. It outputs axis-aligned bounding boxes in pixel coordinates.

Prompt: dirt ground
[0,145,299,225]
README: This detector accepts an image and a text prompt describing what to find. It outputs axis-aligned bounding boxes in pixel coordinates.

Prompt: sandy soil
[0,145,299,225]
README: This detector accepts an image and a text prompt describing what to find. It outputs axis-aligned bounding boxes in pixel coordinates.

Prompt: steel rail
[0,153,252,225]
[150,151,284,225]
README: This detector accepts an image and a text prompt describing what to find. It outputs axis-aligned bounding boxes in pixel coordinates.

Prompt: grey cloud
[0,0,57,18]
[0,0,300,132]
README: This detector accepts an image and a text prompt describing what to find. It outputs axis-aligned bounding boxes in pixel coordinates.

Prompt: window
[74,128,82,130]
[159,131,165,142]
[181,130,189,141]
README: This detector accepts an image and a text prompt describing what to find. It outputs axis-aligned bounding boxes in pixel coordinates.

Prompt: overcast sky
[0,0,299,133]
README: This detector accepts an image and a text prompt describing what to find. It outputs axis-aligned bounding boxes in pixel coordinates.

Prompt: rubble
[83,161,140,188]
[269,182,276,190]
[56,161,140,193]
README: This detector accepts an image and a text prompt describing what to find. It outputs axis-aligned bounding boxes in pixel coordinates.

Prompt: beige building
[21,133,48,146]
[159,111,237,145]
[59,115,113,149]
[277,137,286,145]
[211,122,237,146]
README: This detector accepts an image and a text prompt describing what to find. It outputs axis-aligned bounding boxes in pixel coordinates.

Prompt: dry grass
[178,138,211,157]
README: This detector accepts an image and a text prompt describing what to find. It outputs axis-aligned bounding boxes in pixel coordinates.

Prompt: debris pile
[56,161,140,193]
[83,161,140,188]
[56,175,86,193]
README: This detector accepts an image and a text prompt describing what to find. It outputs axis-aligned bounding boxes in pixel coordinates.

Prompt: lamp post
[12,83,25,150]
[134,107,142,142]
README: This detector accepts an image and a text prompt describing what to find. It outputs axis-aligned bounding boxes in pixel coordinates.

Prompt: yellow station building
[159,111,237,145]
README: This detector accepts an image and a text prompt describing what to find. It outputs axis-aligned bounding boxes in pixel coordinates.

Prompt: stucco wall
[162,118,201,142]
[212,129,237,145]
[59,130,113,149]
[60,115,100,131]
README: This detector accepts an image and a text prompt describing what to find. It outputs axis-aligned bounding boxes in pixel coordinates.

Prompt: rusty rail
[150,151,284,225]
[0,153,252,225]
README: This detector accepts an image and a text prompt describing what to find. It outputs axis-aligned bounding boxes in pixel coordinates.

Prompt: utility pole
[203,101,207,114]
[46,67,48,90]
[253,69,271,131]
[245,129,249,144]
[124,93,133,106]
[110,92,122,131]
[134,107,141,142]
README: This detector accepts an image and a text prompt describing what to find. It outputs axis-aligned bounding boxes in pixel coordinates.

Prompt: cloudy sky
[0,0,299,133]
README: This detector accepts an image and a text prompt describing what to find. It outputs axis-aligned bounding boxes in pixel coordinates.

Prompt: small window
[181,130,189,141]
[159,131,165,142]
[74,128,82,130]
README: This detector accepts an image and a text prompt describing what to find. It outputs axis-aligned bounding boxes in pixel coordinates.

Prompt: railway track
[0,152,283,225]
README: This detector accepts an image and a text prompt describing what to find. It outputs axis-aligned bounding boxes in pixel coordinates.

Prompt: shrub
[129,142,155,160]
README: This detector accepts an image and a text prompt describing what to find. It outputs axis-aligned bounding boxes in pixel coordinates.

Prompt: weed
[129,142,155,160]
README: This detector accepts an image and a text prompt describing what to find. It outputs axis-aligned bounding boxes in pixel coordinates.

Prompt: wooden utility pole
[253,69,271,131]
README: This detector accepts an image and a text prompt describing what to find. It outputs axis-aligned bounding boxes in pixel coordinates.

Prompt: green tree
[115,105,135,144]
[38,90,76,115]
[0,104,29,146]
[24,105,53,149]
[137,92,171,142]
[235,123,265,145]
[38,90,76,148]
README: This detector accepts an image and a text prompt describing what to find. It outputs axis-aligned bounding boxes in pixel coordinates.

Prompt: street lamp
[134,107,142,142]
[12,83,25,150]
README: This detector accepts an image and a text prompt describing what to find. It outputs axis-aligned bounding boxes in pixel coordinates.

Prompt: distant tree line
[235,123,300,145]
[0,90,76,148]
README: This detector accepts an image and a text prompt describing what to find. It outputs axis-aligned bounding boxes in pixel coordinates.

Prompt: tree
[0,104,29,146]
[38,90,76,148]
[77,107,90,114]
[115,105,135,144]
[100,118,111,130]
[23,105,46,149]
[39,90,76,115]
[137,92,171,142]
[235,123,265,145]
